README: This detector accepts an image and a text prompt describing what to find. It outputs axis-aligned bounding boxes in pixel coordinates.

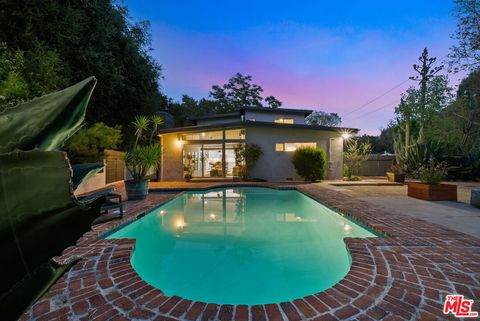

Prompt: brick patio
[21,182,480,321]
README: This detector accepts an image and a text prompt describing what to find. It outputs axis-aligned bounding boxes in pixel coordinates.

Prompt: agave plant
[124,115,163,182]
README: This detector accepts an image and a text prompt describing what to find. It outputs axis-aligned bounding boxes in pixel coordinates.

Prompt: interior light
[209,213,216,220]
[201,132,206,137]
[344,224,351,231]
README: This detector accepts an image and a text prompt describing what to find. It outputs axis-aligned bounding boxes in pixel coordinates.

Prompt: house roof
[188,107,313,121]
[157,120,358,135]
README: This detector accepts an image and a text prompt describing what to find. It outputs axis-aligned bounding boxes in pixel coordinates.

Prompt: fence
[358,155,396,176]
[104,149,126,184]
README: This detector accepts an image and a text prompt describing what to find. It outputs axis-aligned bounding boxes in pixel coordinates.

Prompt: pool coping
[21,182,480,321]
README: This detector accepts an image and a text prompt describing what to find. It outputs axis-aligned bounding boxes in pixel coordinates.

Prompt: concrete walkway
[322,182,480,238]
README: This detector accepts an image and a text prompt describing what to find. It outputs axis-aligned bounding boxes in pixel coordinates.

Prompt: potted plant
[408,161,457,201]
[184,154,194,182]
[124,115,163,200]
[387,163,406,183]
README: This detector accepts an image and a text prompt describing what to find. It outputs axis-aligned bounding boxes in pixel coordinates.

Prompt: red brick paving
[21,182,480,320]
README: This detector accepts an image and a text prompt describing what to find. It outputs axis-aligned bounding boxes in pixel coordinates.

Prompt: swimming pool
[106,187,377,304]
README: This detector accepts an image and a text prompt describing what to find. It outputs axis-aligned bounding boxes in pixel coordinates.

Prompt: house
[158,107,357,181]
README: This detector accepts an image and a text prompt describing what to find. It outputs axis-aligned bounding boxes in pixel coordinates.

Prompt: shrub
[64,122,122,163]
[343,140,371,180]
[234,143,263,179]
[414,160,446,184]
[292,147,327,182]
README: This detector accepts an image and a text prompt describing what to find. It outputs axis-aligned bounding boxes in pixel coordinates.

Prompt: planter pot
[407,182,457,201]
[386,172,405,183]
[125,179,148,200]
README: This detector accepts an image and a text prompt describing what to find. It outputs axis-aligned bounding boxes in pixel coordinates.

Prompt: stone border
[21,183,480,321]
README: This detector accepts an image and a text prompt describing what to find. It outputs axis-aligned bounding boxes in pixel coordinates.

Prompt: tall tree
[209,73,282,112]
[305,111,342,127]
[448,0,480,72]
[409,48,444,130]
[0,0,166,143]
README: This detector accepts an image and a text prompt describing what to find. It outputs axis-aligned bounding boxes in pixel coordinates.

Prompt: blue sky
[124,1,460,134]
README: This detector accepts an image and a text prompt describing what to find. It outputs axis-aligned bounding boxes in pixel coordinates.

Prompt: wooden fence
[104,149,125,184]
[358,155,396,176]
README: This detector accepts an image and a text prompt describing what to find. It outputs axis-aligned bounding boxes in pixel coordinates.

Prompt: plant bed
[386,172,405,183]
[407,182,457,201]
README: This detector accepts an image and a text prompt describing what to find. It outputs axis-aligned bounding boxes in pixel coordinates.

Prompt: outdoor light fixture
[176,137,183,147]
[341,132,351,140]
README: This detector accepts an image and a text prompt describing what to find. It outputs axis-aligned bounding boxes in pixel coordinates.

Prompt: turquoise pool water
[107,187,377,304]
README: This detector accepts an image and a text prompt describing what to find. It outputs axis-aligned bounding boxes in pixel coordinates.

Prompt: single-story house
[158,107,357,181]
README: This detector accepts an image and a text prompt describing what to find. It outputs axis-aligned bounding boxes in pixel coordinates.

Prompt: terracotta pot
[407,182,457,201]
[386,172,405,183]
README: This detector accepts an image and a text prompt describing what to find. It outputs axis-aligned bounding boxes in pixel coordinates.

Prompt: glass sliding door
[184,143,224,178]
[202,144,223,177]
[181,129,245,179]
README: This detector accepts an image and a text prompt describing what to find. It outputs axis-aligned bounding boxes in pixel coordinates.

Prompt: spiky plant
[124,115,163,181]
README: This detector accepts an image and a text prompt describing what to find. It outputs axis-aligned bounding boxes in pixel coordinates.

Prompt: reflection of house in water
[159,189,324,243]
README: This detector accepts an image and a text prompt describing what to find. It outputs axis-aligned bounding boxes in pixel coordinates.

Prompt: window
[274,118,294,124]
[276,142,316,152]
[225,129,245,140]
[182,131,223,141]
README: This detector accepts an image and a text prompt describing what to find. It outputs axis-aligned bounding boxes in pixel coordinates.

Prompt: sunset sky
[125,1,461,134]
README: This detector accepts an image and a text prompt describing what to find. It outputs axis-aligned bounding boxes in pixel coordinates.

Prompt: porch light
[341,132,351,140]
[176,137,183,147]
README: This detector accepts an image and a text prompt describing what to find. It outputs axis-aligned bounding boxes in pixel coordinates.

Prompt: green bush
[64,122,122,163]
[292,147,327,182]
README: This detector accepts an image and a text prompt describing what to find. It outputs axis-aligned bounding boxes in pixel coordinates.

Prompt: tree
[0,42,67,111]
[0,0,166,144]
[343,140,371,180]
[448,0,480,72]
[305,111,342,126]
[209,73,282,112]
[265,95,282,108]
[409,48,444,129]
[355,126,395,154]
[291,147,327,182]
[167,95,217,126]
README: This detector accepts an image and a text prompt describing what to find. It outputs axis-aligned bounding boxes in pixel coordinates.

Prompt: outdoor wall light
[176,137,183,147]
[341,132,351,140]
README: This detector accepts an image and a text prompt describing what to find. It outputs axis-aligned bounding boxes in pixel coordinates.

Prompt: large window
[275,142,316,152]
[181,129,245,178]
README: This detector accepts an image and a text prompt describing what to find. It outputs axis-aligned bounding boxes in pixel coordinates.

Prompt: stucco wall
[244,111,305,124]
[245,127,343,180]
[160,133,184,181]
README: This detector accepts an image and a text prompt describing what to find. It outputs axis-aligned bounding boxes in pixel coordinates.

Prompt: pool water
[107,187,377,304]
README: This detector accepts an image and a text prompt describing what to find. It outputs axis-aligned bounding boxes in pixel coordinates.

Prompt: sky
[124,0,462,135]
